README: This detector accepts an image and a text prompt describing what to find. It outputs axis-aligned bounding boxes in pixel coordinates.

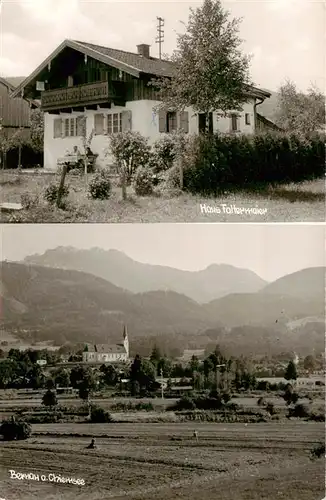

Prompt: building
[10,39,271,170]
[0,76,39,139]
[83,325,129,363]
[256,376,325,390]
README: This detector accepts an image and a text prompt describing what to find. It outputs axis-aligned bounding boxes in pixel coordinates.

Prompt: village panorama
[0,223,325,499]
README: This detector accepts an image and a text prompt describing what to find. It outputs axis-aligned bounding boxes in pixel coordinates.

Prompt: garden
[1,130,325,223]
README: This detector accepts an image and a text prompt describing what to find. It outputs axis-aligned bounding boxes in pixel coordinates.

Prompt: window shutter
[121,110,132,132]
[76,116,86,136]
[179,111,189,133]
[53,118,62,138]
[94,113,104,135]
[158,110,167,133]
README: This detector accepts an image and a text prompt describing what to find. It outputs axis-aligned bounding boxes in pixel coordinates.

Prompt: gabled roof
[87,343,126,354]
[1,75,40,108]
[0,76,26,90]
[257,112,282,131]
[74,40,176,78]
[10,38,270,101]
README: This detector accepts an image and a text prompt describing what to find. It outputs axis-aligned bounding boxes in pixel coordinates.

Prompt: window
[167,111,177,132]
[245,113,251,125]
[53,118,62,138]
[63,118,77,137]
[107,113,122,134]
[230,113,238,131]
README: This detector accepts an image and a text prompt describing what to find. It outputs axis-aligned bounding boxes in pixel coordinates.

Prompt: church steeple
[123,325,129,358]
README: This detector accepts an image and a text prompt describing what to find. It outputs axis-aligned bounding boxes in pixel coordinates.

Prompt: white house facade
[83,325,129,363]
[11,38,271,170]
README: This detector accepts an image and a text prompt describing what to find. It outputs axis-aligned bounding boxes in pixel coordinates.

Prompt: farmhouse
[0,76,40,168]
[11,39,271,170]
[83,325,129,363]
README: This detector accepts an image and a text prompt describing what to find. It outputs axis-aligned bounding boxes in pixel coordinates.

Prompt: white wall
[43,98,257,170]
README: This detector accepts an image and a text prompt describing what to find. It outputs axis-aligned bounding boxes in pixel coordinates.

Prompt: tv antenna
[156,17,164,60]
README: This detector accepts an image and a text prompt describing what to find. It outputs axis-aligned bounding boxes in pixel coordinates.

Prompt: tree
[129,355,157,395]
[30,108,44,152]
[275,80,325,136]
[99,364,118,387]
[303,355,316,373]
[53,368,70,388]
[284,360,298,382]
[42,389,58,409]
[151,0,252,131]
[150,345,162,368]
[157,356,173,378]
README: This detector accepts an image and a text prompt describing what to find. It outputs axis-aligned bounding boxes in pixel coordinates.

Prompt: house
[0,76,39,139]
[11,39,271,170]
[83,325,129,363]
[256,376,325,390]
[0,76,40,168]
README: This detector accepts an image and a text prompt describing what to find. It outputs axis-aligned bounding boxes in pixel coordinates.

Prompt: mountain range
[23,247,268,303]
[1,252,324,353]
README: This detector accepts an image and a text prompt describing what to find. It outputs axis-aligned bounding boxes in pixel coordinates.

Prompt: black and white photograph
[0,0,325,223]
[0,223,325,499]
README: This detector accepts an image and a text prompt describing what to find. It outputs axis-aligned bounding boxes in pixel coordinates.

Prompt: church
[83,325,129,363]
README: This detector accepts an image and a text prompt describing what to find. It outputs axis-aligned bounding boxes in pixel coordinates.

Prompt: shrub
[150,131,187,173]
[257,397,266,407]
[159,165,182,194]
[88,169,112,200]
[288,403,310,418]
[266,402,276,415]
[21,193,40,209]
[182,132,324,195]
[169,396,196,411]
[107,131,151,183]
[132,166,154,196]
[0,418,32,441]
[310,443,325,459]
[90,406,112,423]
[44,183,69,205]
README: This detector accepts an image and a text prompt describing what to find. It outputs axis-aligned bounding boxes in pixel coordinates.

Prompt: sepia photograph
[0,222,325,499]
[0,0,325,223]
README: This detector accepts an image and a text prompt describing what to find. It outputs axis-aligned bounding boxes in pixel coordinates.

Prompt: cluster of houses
[1,37,280,170]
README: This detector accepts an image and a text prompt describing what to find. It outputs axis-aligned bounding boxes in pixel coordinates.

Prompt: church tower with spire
[123,325,129,359]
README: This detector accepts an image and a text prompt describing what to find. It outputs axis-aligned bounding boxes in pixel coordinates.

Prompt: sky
[1,223,325,281]
[0,0,325,92]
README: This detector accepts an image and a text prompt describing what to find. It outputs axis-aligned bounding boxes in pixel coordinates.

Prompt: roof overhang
[10,39,140,99]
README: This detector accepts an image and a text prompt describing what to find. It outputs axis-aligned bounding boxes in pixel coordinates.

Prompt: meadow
[0,421,324,500]
[1,171,325,223]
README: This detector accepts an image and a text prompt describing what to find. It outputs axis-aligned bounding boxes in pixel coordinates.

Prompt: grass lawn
[0,171,325,222]
[0,422,324,499]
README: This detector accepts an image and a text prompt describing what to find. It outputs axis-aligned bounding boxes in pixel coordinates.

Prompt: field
[1,171,325,222]
[0,421,324,500]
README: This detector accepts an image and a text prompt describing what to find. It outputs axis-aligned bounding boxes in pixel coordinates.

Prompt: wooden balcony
[41,81,125,111]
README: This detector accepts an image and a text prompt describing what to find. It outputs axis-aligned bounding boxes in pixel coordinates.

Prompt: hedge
[183,132,324,195]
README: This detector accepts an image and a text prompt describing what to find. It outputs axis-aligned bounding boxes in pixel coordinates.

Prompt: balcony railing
[41,81,121,110]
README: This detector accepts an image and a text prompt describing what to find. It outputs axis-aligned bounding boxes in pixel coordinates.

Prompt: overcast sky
[1,223,325,281]
[0,0,324,92]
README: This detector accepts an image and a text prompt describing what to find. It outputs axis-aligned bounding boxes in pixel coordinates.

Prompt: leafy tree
[303,355,316,373]
[151,0,252,131]
[129,355,157,395]
[284,360,298,382]
[27,364,45,389]
[157,356,173,377]
[150,345,162,368]
[30,108,44,152]
[53,368,70,388]
[189,355,200,374]
[275,80,325,137]
[42,389,58,409]
[99,364,119,387]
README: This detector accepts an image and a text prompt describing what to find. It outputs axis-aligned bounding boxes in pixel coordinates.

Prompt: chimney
[137,44,150,58]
